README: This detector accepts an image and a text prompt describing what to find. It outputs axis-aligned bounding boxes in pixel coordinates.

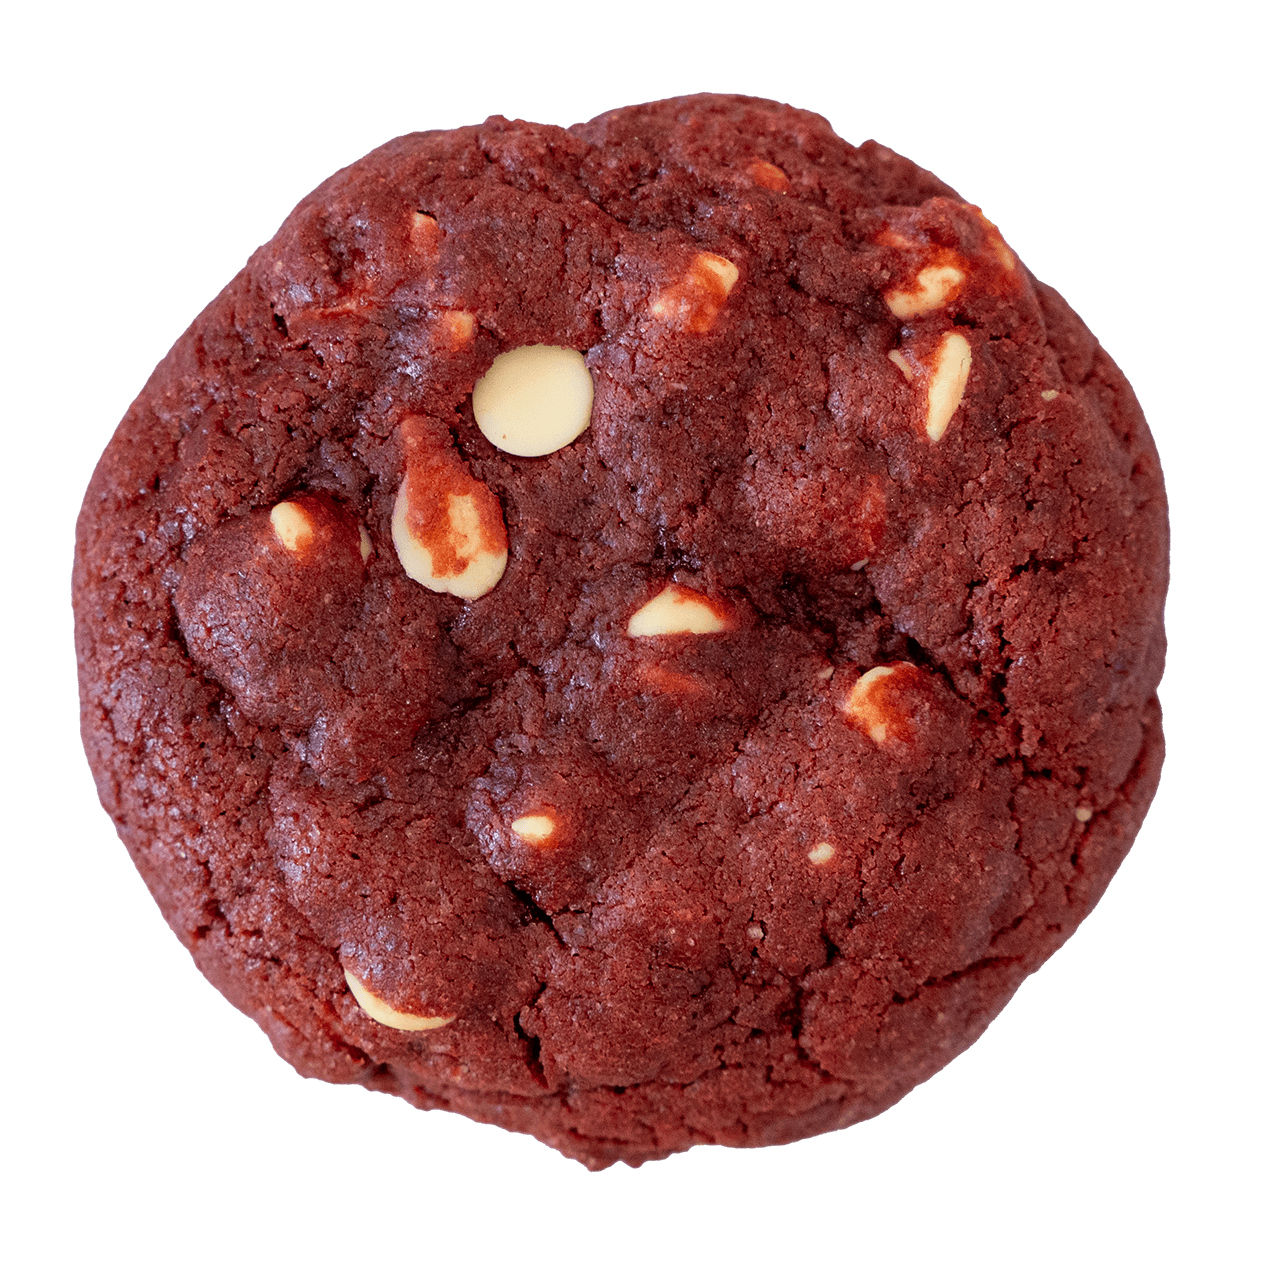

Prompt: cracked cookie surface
[74,94,1167,1168]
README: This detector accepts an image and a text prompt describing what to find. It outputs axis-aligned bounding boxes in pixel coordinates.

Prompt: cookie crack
[501,877,565,949]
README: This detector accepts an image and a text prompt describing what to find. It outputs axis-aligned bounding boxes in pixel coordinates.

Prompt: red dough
[73,95,1167,1167]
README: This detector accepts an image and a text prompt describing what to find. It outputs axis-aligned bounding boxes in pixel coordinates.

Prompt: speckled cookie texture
[74,94,1167,1168]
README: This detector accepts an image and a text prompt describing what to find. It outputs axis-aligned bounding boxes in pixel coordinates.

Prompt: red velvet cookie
[73,94,1167,1168]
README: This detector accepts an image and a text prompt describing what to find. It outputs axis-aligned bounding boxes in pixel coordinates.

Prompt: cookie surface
[73,94,1167,1168]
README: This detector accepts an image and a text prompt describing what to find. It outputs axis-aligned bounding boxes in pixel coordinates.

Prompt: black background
[64,64,1178,1208]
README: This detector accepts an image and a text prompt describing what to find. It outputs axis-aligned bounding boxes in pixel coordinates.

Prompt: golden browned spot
[639,663,708,695]
[748,159,790,192]
[439,309,476,347]
[876,226,916,250]
[409,211,441,253]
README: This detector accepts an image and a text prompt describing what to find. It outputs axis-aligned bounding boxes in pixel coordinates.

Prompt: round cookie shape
[74,94,1167,1169]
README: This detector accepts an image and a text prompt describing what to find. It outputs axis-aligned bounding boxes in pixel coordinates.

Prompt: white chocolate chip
[1075,806,1093,823]
[844,665,897,743]
[511,814,556,844]
[925,332,972,442]
[269,501,314,552]
[472,345,593,458]
[627,585,729,637]
[746,924,764,941]
[1041,389,1059,402]
[391,472,508,601]
[850,557,870,571]
[885,263,967,320]
[344,969,454,1032]
[816,664,836,681]
[888,349,915,382]
[807,842,835,865]
[357,523,373,562]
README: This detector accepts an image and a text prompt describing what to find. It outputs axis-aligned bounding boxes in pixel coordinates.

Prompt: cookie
[73,94,1167,1168]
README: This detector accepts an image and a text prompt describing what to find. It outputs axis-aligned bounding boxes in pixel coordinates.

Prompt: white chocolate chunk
[344,969,454,1032]
[651,252,740,332]
[1075,806,1093,823]
[627,585,729,637]
[885,263,966,320]
[857,666,895,684]
[391,473,508,601]
[358,523,373,562]
[808,842,835,865]
[1041,389,1059,402]
[844,665,897,743]
[472,345,593,457]
[511,814,556,844]
[694,252,739,294]
[925,332,972,442]
[269,501,314,552]
[888,349,914,382]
